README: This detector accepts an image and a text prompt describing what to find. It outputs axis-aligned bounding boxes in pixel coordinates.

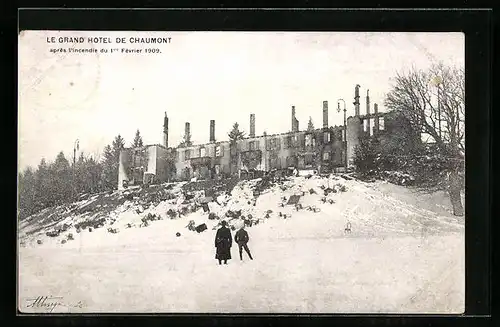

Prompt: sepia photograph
[18,31,465,314]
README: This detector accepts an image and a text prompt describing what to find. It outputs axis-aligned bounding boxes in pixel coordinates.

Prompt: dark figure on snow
[234,225,253,261]
[215,220,232,265]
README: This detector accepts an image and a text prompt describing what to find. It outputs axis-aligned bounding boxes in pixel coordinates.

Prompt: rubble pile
[139,213,162,227]
[21,174,355,247]
[182,177,239,197]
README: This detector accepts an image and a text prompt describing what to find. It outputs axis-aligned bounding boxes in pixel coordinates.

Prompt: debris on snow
[186,220,196,231]
[287,195,301,205]
[195,223,207,233]
[19,174,464,249]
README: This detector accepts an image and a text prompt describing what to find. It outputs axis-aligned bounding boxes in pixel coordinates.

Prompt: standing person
[234,225,253,261]
[215,220,232,265]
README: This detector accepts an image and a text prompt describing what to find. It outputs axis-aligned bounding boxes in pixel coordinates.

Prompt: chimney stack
[163,112,169,148]
[209,120,215,142]
[291,106,299,132]
[374,103,379,132]
[323,101,328,128]
[353,84,361,116]
[366,89,371,134]
[250,114,255,138]
[185,122,190,138]
[366,90,370,115]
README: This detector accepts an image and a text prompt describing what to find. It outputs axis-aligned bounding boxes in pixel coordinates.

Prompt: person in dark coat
[215,220,232,265]
[234,225,253,261]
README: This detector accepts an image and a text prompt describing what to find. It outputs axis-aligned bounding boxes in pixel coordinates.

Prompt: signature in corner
[25,296,85,312]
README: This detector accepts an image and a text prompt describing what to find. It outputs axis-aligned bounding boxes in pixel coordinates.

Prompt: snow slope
[18,175,464,313]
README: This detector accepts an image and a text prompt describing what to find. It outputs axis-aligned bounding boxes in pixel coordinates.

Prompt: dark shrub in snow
[176,232,181,237]
[144,213,160,221]
[208,212,217,220]
[61,239,67,244]
[186,220,196,231]
[180,206,189,216]
[225,210,242,219]
[167,209,177,219]
[140,217,149,227]
[67,233,74,240]
[324,188,336,195]
[46,230,60,237]
[88,227,93,232]
[381,171,416,186]
[37,240,42,245]
[336,184,347,192]
[195,223,207,233]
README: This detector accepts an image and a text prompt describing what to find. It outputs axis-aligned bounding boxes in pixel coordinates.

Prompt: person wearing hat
[235,224,253,261]
[214,220,232,265]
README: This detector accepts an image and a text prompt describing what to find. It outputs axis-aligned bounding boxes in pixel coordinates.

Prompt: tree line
[18,130,145,220]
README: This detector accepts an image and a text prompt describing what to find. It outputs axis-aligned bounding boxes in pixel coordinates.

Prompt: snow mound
[19,174,463,250]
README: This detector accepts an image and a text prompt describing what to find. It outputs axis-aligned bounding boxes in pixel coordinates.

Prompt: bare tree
[385,63,464,216]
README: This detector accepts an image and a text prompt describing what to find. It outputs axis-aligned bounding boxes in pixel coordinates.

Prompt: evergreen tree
[52,151,72,204]
[353,136,379,176]
[228,123,245,174]
[74,152,86,195]
[34,158,52,208]
[101,135,126,190]
[18,167,36,219]
[75,153,103,195]
[132,129,144,148]
[86,156,104,193]
[101,144,116,190]
[307,117,315,131]
[112,135,126,158]
[179,130,192,147]
[228,123,245,144]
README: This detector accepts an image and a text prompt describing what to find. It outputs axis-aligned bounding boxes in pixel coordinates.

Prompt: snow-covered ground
[18,176,465,313]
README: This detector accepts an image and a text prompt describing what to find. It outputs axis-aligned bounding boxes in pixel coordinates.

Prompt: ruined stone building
[118,85,418,190]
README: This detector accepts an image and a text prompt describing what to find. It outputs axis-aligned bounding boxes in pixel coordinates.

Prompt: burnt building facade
[118,85,419,189]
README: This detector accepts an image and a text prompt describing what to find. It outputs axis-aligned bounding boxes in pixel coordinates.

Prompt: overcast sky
[18,31,464,171]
